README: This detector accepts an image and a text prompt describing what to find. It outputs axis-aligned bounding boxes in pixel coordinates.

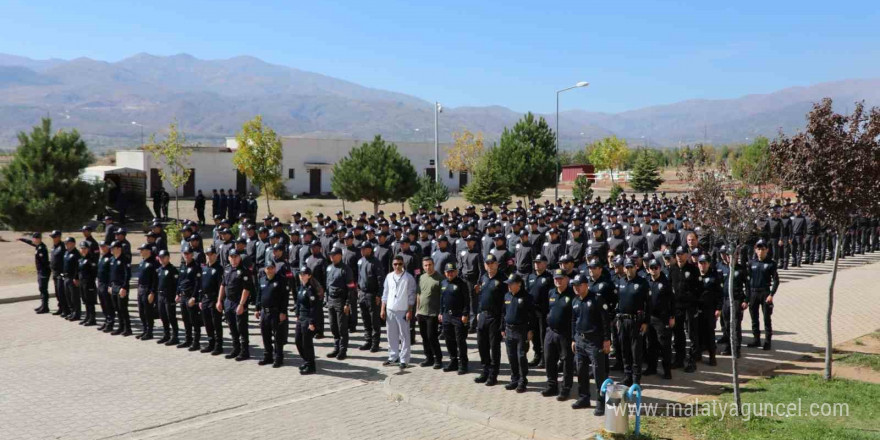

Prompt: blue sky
[1,0,878,113]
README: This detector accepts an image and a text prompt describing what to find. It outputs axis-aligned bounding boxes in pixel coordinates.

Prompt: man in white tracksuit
[381,255,417,370]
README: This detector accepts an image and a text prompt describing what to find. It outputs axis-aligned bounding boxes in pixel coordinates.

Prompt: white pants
[386,309,411,363]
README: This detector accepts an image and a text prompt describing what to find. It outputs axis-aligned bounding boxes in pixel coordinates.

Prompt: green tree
[608,183,624,203]
[492,137,556,201]
[331,135,418,212]
[572,175,593,201]
[463,151,511,205]
[233,115,283,214]
[500,112,557,190]
[408,175,449,211]
[629,149,665,192]
[588,135,631,180]
[144,121,192,221]
[0,118,103,230]
[732,136,772,184]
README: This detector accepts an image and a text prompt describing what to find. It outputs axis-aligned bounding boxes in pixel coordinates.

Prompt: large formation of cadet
[20,192,880,416]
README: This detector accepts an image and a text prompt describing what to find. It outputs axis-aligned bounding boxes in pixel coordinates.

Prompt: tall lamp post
[131,121,145,147]
[555,81,589,199]
[434,102,443,183]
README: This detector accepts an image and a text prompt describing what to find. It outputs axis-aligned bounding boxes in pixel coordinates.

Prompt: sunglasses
[392,263,402,267]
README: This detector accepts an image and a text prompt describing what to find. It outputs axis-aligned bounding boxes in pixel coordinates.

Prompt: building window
[288,168,295,179]
[448,170,454,179]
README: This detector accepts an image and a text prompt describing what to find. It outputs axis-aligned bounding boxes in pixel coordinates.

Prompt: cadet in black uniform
[325,247,357,360]
[156,250,180,345]
[200,246,225,355]
[571,271,611,414]
[440,263,470,374]
[475,253,507,386]
[501,274,533,392]
[542,268,575,400]
[177,246,203,350]
[96,243,115,331]
[716,246,748,357]
[697,254,722,366]
[295,267,321,375]
[668,246,701,372]
[76,241,98,326]
[62,237,81,321]
[645,258,674,379]
[47,231,69,316]
[218,249,254,361]
[256,262,290,367]
[458,235,483,333]
[134,243,158,340]
[357,242,385,352]
[527,254,553,368]
[747,240,780,350]
[18,232,52,314]
[108,241,132,336]
[615,258,650,386]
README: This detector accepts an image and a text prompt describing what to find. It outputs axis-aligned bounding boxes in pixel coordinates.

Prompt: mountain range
[1,52,878,152]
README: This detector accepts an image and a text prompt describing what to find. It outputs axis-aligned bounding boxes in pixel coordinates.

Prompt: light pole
[555,81,589,199]
[434,102,443,183]
[131,121,144,147]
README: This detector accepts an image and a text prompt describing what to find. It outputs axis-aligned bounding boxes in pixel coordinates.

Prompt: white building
[115,137,462,198]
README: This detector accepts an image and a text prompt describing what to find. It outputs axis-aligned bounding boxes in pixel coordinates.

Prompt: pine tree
[499,112,557,191]
[629,150,664,192]
[331,135,419,213]
[462,151,511,205]
[0,118,103,230]
[572,175,593,201]
[408,175,449,211]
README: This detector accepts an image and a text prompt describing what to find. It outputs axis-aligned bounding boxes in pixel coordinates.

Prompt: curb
[0,294,39,305]
[382,376,580,440]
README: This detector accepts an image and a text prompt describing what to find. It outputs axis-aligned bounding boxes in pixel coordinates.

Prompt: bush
[408,175,450,211]
[609,183,624,203]
[572,175,593,202]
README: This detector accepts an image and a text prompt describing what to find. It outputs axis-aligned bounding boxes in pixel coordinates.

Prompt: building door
[236,170,247,194]
[150,168,161,194]
[459,171,468,188]
[309,169,321,195]
[425,167,436,182]
[183,169,195,197]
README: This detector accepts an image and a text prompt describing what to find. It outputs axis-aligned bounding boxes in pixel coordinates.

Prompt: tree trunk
[824,228,843,381]
[342,199,346,217]
[373,201,379,214]
[174,188,180,222]
[265,190,272,216]
[729,245,742,416]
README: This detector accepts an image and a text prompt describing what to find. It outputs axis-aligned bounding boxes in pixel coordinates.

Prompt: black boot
[336,348,347,361]
[359,341,373,351]
[83,313,97,327]
[189,332,201,351]
[747,338,762,348]
[98,321,107,331]
[142,327,154,341]
[111,323,124,335]
[157,332,169,344]
[235,346,250,361]
[258,354,274,366]
[177,337,192,349]
[103,320,115,333]
[327,343,340,358]
[122,323,132,336]
[211,341,224,356]
[708,352,717,366]
[201,341,215,353]
[474,372,488,383]
[443,361,459,372]
[165,335,180,346]
[272,357,283,368]
[225,343,241,359]
[541,386,558,397]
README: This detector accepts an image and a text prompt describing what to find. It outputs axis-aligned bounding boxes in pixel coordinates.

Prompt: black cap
[484,254,498,264]
[181,245,193,254]
[78,240,90,248]
[272,243,285,251]
[110,241,123,249]
[235,238,247,245]
[137,243,152,251]
[359,242,373,250]
[755,239,768,248]
[533,254,547,263]
[552,269,567,279]
[228,249,240,257]
[49,230,61,238]
[299,266,312,275]
[64,237,76,244]
[624,258,635,268]
[587,259,601,269]
[329,248,342,256]
[115,228,127,235]
[437,235,449,242]
[505,273,524,285]
[662,249,674,258]
[444,262,457,272]
[204,245,217,254]
[559,255,573,264]
[81,225,92,232]
[571,273,587,285]
[698,254,711,263]
[157,249,170,258]
[675,246,687,255]
[648,259,661,268]
[30,232,41,239]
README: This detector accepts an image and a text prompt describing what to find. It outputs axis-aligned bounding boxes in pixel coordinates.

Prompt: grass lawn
[637,374,880,440]
[836,352,880,372]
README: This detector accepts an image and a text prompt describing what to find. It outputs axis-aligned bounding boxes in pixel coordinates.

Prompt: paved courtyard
[1,253,878,440]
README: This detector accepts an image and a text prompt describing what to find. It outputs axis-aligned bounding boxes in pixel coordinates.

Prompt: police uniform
[76,243,98,326]
[177,254,203,349]
[571,272,610,413]
[256,263,291,367]
[748,243,780,350]
[325,249,357,359]
[357,244,385,351]
[668,250,701,371]
[49,233,70,316]
[222,251,255,360]
[135,246,158,340]
[156,254,180,345]
[108,242,132,336]
[615,260,651,385]
[440,265,470,373]
[457,238,483,332]
[526,258,553,367]
[62,239,81,320]
[716,251,747,357]
[295,267,321,374]
[502,274,533,392]
[542,269,575,398]
[96,248,116,331]
[697,256,722,365]
[18,233,51,313]
[645,266,674,378]
[200,252,225,355]
[475,254,507,385]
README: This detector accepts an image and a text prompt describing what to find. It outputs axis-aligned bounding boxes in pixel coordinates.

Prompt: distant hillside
[0,52,878,151]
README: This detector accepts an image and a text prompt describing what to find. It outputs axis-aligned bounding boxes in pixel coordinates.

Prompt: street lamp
[131,121,144,147]
[555,81,589,199]
[434,102,443,183]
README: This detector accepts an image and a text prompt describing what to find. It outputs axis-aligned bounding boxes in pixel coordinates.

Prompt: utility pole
[434,102,442,183]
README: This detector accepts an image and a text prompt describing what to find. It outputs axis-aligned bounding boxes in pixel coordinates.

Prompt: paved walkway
[1,253,878,440]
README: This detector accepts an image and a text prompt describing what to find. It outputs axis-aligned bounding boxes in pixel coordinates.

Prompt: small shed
[561,164,596,182]
[81,166,150,221]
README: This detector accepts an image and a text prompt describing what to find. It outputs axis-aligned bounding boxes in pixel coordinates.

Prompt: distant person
[218,189,227,220]
[194,190,206,225]
[160,189,170,220]
[152,188,163,219]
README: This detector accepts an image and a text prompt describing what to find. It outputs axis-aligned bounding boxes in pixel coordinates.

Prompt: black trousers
[791,236,804,266]
[720,299,743,354]
[201,301,224,346]
[295,319,316,366]
[179,293,202,341]
[260,308,288,358]
[544,328,573,390]
[111,284,131,328]
[442,314,468,366]
[465,280,479,330]
[197,209,205,225]
[504,324,529,385]
[37,274,50,308]
[136,286,155,331]
[53,275,69,314]
[98,281,115,322]
[529,311,547,358]
[358,292,382,345]
[158,295,178,338]
[327,298,349,349]
[749,290,773,342]
[418,314,443,362]
[65,278,81,317]
[477,312,502,377]
[672,308,687,364]
[618,317,644,383]
[645,316,672,373]
[698,306,717,355]
[80,281,97,317]
[575,335,607,401]
[224,299,249,347]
